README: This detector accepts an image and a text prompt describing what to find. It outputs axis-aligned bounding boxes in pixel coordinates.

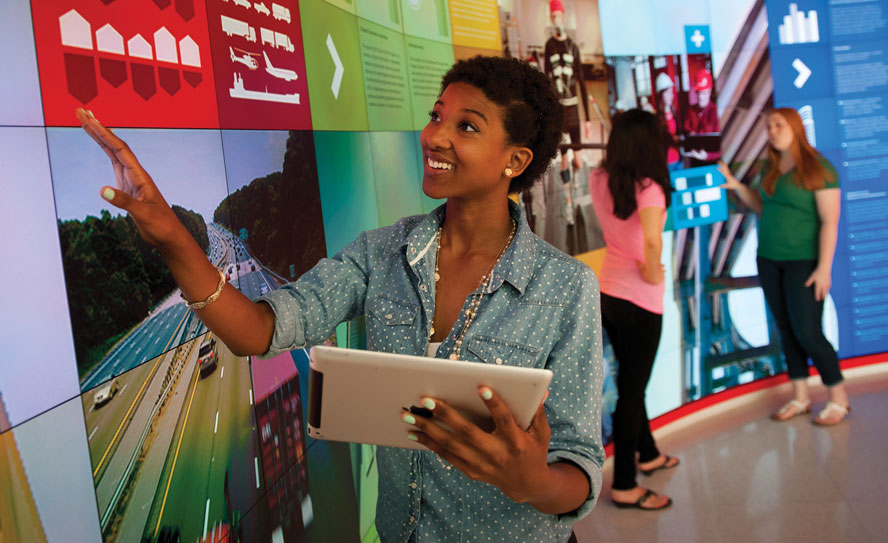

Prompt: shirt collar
[402,200,536,296]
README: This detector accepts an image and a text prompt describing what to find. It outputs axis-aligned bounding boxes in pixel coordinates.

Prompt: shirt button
[419,284,427,292]
[386,313,393,320]
[410,482,417,489]
[409,515,416,523]
[410,247,417,254]
[495,357,503,365]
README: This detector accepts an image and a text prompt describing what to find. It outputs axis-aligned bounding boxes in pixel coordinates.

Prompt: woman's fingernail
[102,188,115,201]
[87,109,96,120]
[407,433,418,442]
[480,387,493,400]
[402,413,416,425]
[422,398,436,410]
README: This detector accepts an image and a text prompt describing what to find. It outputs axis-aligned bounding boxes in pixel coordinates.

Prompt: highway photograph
[82,334,265,543]
[47,127,326,395]
[47,127,232,391]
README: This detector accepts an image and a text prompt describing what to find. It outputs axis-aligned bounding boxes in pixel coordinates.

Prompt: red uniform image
[684,69,718,134]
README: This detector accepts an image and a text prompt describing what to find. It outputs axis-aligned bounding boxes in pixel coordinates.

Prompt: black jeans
[756,257,843,386]
[600,293,663,491]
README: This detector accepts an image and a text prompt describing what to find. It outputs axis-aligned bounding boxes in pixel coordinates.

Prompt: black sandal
[640,455,680,476]
[612,488,672,511]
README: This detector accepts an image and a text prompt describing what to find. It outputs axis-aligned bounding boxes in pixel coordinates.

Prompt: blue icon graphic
[684,25,711,54]
[669,165,728,230]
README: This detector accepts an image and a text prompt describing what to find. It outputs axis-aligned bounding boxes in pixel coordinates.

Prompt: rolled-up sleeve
[544,266,605,523]
[254,231,371,358]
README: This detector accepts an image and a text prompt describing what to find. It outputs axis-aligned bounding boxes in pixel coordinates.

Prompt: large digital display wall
[764,0,888,358]
[1,1,883,542]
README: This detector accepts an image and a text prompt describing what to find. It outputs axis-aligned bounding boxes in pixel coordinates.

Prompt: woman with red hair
[719,108,848,425]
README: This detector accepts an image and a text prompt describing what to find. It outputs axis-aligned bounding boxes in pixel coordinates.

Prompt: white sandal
[813,402,850,426]
[771,399,811,421]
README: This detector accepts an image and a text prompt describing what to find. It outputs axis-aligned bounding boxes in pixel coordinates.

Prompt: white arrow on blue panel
[792,58,811,89]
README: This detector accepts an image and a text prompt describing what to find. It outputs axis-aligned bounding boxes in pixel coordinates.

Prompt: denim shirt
[257,201,605,543]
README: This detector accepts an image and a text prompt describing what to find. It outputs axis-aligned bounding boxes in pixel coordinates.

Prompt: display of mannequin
[544,0,592,225]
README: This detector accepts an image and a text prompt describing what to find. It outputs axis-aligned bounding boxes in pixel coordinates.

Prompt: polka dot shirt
[257,201,605,543]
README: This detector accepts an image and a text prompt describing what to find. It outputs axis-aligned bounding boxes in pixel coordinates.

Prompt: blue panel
[770,44,834,103]
[765,0,830,48]
[684,25,711,54]
[668,164,728,229]
[832,40,888,98]
[828,0,888,43]
[775,98,840,152]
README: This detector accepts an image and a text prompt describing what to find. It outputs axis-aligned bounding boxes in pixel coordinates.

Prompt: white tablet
[307,345,553,450]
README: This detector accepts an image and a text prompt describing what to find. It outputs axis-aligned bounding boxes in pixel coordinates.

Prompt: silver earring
[504,167,513,177]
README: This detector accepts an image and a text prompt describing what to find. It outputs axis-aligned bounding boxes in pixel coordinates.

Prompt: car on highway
[198,336,218,378]
[93,378,120,407]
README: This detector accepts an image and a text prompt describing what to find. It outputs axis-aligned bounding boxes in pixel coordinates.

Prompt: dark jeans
[600,293,663,491]
[756,257,843,386]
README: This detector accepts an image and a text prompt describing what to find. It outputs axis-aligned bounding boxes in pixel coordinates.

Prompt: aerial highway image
[82,334,266,543]
[47,127,326,395]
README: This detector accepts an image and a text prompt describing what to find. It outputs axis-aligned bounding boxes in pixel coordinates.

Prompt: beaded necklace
[431,219,517,360]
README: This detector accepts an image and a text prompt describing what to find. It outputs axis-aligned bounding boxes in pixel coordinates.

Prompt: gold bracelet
[180,268,226,310]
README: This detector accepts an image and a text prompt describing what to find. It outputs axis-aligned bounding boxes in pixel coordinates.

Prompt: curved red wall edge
[602,353,888,458]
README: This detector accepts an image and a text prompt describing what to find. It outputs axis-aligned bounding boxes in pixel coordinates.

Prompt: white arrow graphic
[326,34,343,99]
[792,58,811,89]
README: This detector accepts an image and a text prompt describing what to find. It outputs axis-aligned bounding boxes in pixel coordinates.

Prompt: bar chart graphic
[778,3,820,44]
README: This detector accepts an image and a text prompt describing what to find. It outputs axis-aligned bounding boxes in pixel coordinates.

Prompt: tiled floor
[572,364,888,543]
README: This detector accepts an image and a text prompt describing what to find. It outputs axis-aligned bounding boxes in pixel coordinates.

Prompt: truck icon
[272,3,291,23]
[260,27,294,52]
[221,15,257,43]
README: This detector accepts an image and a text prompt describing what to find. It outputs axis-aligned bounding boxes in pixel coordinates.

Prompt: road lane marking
[93,356,163,478]
[203,498,210,540]
[220,366,224,380]
[214,411,219,434]
[249,388,253,405]
[254,456,260,489]
[153,368,200,538]
[88,426,98,441]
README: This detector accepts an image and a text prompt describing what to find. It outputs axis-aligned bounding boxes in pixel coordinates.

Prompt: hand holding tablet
[403,385,556,505]
[307,345,553,451]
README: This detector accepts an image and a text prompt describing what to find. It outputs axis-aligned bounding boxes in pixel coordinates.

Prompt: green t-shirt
[757,157,840,261]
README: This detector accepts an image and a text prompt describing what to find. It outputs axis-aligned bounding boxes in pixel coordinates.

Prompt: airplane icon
[230,46,258,70]
[263,51,298,81]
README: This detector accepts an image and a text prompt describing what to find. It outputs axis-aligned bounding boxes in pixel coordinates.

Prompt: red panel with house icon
[205,0,311,129]
[31,0,220,127]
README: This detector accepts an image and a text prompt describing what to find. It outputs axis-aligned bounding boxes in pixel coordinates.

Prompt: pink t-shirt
[588,168,667,314]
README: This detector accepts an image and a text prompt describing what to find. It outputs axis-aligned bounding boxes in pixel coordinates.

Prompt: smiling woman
[77,55,604,543]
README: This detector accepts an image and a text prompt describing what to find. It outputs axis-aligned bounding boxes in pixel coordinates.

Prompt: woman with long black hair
[589,109,677,510]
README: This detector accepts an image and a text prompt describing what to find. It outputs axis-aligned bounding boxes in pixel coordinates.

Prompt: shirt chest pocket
[466,334,541,368]
[367,294,418,326]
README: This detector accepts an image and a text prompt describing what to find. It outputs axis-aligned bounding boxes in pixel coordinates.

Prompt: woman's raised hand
[718,160,743,191]
[76,108,180,247]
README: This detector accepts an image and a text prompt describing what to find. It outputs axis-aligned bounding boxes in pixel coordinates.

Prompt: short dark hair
[602,109,673,219]
[440,56,564,193]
